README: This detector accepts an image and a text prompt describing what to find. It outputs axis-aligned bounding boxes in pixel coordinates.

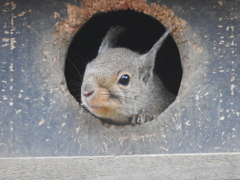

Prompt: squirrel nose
[82,81,95,98]
[83,90,94,97]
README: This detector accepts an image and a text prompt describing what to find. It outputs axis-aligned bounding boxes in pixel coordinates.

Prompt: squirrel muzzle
[81,78,121,120]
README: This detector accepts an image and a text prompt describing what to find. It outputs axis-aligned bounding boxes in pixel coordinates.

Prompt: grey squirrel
[81,27,175,125]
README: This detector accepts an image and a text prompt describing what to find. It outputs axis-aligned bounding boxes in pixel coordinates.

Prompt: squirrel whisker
[68,48,89,66]
[69,89,81,91]
[75,40,94,64]
[68,82,82,87]
[100,92,159,112]
[66,57,84,80]
[118,96,160,112]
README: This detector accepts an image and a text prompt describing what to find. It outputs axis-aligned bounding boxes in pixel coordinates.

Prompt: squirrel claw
[131,109,153,125]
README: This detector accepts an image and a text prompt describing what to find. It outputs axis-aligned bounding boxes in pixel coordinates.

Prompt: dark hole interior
[65,9,182,103]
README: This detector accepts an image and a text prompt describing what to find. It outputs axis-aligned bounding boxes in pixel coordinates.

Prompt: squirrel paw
[131,109,153,125]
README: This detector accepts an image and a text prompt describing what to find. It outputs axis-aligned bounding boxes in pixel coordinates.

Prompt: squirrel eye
[118,74,130,86]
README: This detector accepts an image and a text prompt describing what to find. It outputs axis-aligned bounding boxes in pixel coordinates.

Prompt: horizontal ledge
[1,153,240,179]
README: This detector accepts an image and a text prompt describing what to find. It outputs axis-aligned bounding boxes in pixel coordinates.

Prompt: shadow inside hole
[65,9,182,103]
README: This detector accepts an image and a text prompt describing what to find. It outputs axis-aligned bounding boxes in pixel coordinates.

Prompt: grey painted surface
[1,153,240,179]
[0,0,239,157]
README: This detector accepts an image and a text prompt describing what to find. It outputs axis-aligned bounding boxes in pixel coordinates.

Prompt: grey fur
[81,27,175,125]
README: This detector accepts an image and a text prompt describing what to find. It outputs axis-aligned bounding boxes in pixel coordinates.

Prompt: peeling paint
[2,38,9,42]
[39,119,45,126]
[2,38,10,47]
[185,120,191,126]
[220,116,225,121]
[9,63,14,71]
[10,38,16,50]
[3,95,8,100]
[193,43,202,53]
[218,1,223,6]
[18,93,22,98]
[43,50,49,55]
[18,11,26,17]
[76,126,81,134]
[11,2,16,10]
[119,136,128,146]
[230,84,236,95]
[54,12,60,19]
[61,122,66,127]
[16,110,22,114]
[159,147,169,152]
[131,133,155,141]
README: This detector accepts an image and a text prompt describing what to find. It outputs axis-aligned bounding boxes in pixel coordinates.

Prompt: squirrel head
[81,27,170,125]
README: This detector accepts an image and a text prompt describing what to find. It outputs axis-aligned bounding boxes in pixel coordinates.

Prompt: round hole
[65,9,182,123]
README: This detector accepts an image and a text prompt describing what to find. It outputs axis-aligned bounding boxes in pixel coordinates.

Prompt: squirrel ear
[139,29,170,84]
[140,29,170,68]
[98,26,125,54]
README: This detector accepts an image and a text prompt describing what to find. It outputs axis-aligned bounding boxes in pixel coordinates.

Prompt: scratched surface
[0,0,239,157]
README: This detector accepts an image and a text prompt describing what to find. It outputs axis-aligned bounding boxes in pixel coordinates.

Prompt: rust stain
[55,0,186,44]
